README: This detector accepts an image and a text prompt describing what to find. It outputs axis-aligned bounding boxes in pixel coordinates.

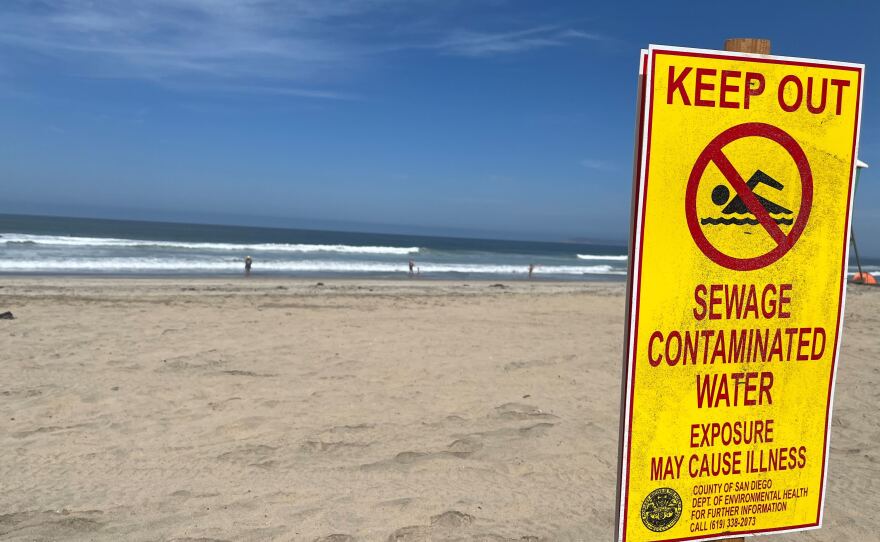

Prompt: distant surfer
[244,255,252,276]
[408,259,415,276]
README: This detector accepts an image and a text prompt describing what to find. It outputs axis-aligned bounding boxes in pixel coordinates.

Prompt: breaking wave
[577,254,627,261]
[0,258,623,275]
[0,233,419,255]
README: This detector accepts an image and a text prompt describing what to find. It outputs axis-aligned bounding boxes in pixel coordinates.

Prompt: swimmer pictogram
[685,122,813,271]
[701,170,794,226]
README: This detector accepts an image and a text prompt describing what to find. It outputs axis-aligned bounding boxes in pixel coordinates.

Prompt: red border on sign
[619,47,863,542]
[685,122,813,271]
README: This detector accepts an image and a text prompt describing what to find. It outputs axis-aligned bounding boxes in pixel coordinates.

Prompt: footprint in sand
[494,402,559,421]
[386,510,540,542]
[0,509,105,538]
[446,436,483,457]
[300,439,370,453]
[215,444,276,467]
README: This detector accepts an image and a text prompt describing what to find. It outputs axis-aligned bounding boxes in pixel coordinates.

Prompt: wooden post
[720,35,771,542]
[725,38,771,55]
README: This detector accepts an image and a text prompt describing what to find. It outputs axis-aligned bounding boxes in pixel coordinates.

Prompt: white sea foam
[848,266,880,275]
[0,233,419,255]
[0,258,624,275]
[577,253,627,261]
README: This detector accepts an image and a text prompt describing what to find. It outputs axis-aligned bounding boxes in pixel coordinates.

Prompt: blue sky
[1,1,879,254]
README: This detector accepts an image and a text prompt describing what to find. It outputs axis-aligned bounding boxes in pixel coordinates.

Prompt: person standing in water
[528,263,535,279]
[244,255,253,276]
[408,259,415,277]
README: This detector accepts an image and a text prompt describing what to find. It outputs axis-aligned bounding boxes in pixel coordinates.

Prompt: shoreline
[0,273,626,287]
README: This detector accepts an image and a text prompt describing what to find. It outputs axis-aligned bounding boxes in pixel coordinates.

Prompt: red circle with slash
[685,122,813,271]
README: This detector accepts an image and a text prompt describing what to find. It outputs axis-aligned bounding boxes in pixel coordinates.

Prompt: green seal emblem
[640,487,682,532]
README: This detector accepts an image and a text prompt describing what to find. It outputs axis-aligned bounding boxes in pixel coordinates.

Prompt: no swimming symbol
[685,122,813,271]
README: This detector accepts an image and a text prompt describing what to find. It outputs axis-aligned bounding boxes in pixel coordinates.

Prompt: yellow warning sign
[616,45,863,541]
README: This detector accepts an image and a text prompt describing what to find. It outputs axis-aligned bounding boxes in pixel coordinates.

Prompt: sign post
[850,160,871,284]
[616,42,864,542]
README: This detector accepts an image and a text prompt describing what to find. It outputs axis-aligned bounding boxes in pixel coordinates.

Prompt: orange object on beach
[852,272,878,285]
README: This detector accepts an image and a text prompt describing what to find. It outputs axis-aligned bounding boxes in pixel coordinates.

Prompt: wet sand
[0,278,877,541]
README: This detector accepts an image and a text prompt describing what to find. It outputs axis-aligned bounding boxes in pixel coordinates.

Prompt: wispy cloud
[192,83,361,101]
[0,0,378,97]
[0,1,608,98]
[581,158,618,171]
[435,25,602,57]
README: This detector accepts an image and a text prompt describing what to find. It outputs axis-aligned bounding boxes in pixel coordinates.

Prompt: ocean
[0,214,632,280]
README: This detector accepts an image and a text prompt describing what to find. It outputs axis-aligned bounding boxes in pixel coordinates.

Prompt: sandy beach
[1,278,878,541]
